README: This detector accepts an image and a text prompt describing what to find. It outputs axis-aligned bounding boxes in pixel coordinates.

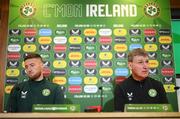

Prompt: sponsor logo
[23,44,36,52]
[159,36,172,44]
[99,52,113,60]
[84,77,98,84]
[101,85,113,92]
[84,29,97,36]
[145,36,156,42]
[84,85,98,93]
[6,78,18,84]
[161,68,174,76]
[9,37,21,43]
[38,37,52,44]
[20,2,36,18]
[42,89,51,96]
[163,77,174,83]
[54,45,66,52]
[129,29,141,36]
[53,60,67,68]
[160,44,172,51]
[113,29,127,36]
[115,68,129,76]
[53,36,67,44]
[85,45,96,51]
[39,29,52,36]
[149,68,158,75]
[6,69,20,77]
[85,37,96,44]
[68,52,82,60]
[84,60,97,68]
[100,44,111,51]
[54,53,66,59]
[116,61,127,67]
[85,69,97,75]
[24,37,36,43]
[129,44,142,51]
[144,44,157,52]
[130,37,141,43]
[144,2,160,17]
[55,30,66,35]
[69,45,81,51]
[100,77,112,84]
[39,45,51,51]
[8,44,21,52]
[114,44,128,52]
[53,69,66,75]
[100,61,112,67]
[70,29,81,35]
[114,37,126,43]
[40,53,50,59]
[99,68,113,76]
[148,60,159,68]
[148,89,157,97]
[69,36,82,44]
[7,61,19,67]
[42,68,51,77]
[161,53,172,58]
[5,85,14,94]
[159,29,171,35]
[161,60,173,67]
[99,28,112,36]
[115,52,127,59]
[85,52,96,59]
[68,85,82,93]
[24,28,37,36]
[69,60,81,67]
[148,52,157,59]
[69,69,81,76]
[99,36,112,44]
[43,61,50,67]
[68,77,82,85]
[144,28,156,36]
[53,77,66,85]
[7,53,21,60]
[163,84,175,92]
[9,29,21,36]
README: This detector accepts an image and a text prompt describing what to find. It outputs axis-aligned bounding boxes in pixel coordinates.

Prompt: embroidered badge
[148,89,157,97]
[42,89,51,96]
[127,92,133,101]
[21,91,28,99]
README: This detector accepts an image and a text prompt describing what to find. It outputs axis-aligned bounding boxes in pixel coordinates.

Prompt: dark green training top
[7,78,64,112]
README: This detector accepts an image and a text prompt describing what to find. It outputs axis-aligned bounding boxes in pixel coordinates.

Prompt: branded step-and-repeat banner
[4,0,178,112]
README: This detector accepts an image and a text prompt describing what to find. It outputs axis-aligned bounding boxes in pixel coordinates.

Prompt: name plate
[124,104,173,112]
[32,104,80,112]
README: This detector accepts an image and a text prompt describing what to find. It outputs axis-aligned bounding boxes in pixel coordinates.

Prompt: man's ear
[128,62,132,70]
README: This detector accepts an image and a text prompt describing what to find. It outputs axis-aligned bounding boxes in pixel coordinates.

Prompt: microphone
[174,86,180,90]
[99,86,103,112]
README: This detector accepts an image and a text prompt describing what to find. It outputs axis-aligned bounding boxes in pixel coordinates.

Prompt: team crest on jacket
[148,89,157,97]
[42,89,51,96]
[127,92,133,101]
[21,91,28,99]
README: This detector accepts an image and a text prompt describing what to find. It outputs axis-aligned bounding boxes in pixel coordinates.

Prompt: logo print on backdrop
[148,52,157,59]
[161,53,172,59]
[129,29,141,35]
[7,61,19,67]
[100,44,112,51]
[161,60,173,67]
[145,36,156,43]
[85,52,96,59]
[130,37,141,43]
[69,61,81,67]
[20,3,36,18]
[43,61,50,67]
[39,45,51,51]
[9,29,21,36]
[9,37,21,43]
[163,77,173,83]
[144,2,160,17]
[127,92,133,101]
[55,30,66,35]
[70,29,81,35]
[149,68,158,75]
[54,53,66,59]
[160,44,172,51]
[115,53,127,59]
[24,37,36,43]
[100,61,112,67]
[69,45,81,51]
[100,77,112,83]
[114,37,126,43]
[85,69,97,75]
[53,69,66,75]
[69,69,81,76]
[159,29,171,35]
[85,37,96,44]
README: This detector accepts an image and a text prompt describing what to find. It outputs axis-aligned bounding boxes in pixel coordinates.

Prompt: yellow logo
[53,60,67,68]
[6,69,20,77]
[113,29,127,36]
[99,68,113,76]
[69,36,82,44]
[148,60,159,68]
[84,77,98,84]
[114,44,128,52]
[164,84,175,92]
[53,77,66,85]
[38,37,52,44]
[99,52,113,60]
[5,85,14,94]
[68,52,82,60]
[144,44,157,52]
[159,36,172,44]
[84,29,97,36]
[23,44,36,52]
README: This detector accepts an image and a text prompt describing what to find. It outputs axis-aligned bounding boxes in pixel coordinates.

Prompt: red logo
[24,28,37,36]
[144,28,156,36]
[68,85,82,93]
[115,76,126,84]
[99,37,112,44]
[54,45,66,52]
[7,53,21,60]
[84,60,97,68]
[161,68,174,76]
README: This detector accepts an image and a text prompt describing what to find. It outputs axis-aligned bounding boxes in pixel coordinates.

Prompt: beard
[28,72,42,81]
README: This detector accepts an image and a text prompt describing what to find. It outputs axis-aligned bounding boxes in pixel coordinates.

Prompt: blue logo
[39,29,52,36]
[115,68,129,76]
[68,77,82,85]
[129,44,142,51]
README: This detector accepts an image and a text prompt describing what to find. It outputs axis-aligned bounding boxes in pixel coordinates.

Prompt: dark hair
[24,53,43,62]
[128,48,148,62]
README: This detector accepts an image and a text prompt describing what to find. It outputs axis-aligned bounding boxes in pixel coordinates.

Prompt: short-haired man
[7,53,64,112]
[114,48,168,112]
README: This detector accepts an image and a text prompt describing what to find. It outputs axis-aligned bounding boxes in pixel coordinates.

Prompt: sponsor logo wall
[4,0,178,111]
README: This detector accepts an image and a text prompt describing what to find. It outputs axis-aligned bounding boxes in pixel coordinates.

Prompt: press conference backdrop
[4,0,178,112]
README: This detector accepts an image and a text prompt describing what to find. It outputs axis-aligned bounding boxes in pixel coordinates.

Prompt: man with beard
[114,48,169,112]
[7,53,64,112]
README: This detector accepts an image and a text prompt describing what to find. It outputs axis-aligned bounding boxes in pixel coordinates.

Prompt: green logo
[42,89,51,96]
[144,2,160,17]
[148,89,157,97]
[20,3,36,18]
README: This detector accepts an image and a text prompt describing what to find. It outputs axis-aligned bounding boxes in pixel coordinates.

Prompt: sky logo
[115,68,129,76]
[68,77,82,85]
[129,44,142,51]
[39,29,52,36]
